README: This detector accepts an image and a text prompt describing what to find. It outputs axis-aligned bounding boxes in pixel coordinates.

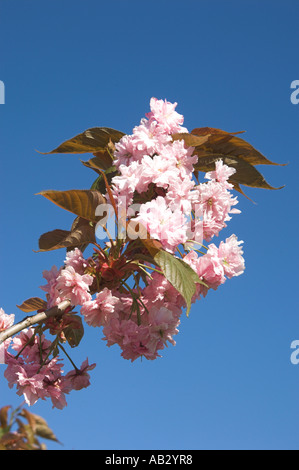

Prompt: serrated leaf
[140,238,207,316]
[17,297,47,313]
[154,250,207,316]
[38,127,125,155]
[37,189,106,223]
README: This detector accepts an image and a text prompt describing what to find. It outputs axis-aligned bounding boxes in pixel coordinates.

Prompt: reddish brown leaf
[38,127,125,155]
[17,297,47,313]
[37,189,106,222]
[191,127,285,167]
[38,218,96,252]
[0,406,11,428]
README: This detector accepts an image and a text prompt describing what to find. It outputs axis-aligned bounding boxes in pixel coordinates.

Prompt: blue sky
[0,0,298,450]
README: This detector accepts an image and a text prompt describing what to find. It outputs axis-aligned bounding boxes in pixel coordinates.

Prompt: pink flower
[0,308,15,364]
[65,248,88,275]
[160,140,197,178]
[99,280,185,362]
[44,378,68,410]
[133,196,188,252]
[195,179,240,242]
[137,154,179,192]
[40,266,62,308]
[119,321,151,362]
[197,249,226,292]
[55,266,93,306]
[64,358,96,391]
[146,98,185,134]
[206,159,236,187]
[184,249,225,295]
[132,118,171,157]
[143,272,184,307]
[4,360,45,406]
[217,235,245,278]
[111,161,143,209]
[4,353,69,409]
[148,305,180,347]
[81,288,120,327]
[11,328,52,363]
[165,174,195,214]
[41,359,69,409]
[201,213,224,242]
[114,134,143,168]
[0,308,15,331]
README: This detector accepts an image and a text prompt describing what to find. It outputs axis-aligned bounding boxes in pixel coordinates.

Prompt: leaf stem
[137,263,163,275]
[176,246,184,258]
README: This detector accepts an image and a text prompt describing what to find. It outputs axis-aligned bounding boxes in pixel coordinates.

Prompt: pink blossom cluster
[184,234,245,296]
[0,308,15,364]
[112,98,240,252]
[79,236,244,362]
[40,248,93,309]
[81,279,184,362]
[0,98,246,408]
[3,324,95,409]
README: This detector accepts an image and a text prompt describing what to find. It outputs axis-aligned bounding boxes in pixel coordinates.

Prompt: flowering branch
[0,97,284,410]
[0,300,71,345]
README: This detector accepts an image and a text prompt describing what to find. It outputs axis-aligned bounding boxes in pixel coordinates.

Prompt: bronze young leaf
[37,189,106,223]
[38,127,125,155]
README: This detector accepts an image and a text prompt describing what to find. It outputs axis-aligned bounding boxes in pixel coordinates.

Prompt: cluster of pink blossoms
[112,97,240,251]
[1,304,95,409]
[4,327,95,409]
[0,98,245,409]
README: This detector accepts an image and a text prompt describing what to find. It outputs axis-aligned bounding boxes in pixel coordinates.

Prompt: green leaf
[153,250,207,316]
[139,237,207,316]
[38,127,125,155]
[37,189,106,223]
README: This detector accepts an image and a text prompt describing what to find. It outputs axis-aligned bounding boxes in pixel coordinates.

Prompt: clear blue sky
[0,0,298,450]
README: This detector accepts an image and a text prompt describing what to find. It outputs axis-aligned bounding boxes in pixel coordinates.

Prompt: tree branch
[0,300,71,345]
